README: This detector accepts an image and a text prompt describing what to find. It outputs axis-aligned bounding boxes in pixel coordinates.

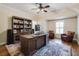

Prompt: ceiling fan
[32,3,50,13]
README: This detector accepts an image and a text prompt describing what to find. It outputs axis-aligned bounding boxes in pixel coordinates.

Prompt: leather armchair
[61,31,75,42]
[48,31,54,39]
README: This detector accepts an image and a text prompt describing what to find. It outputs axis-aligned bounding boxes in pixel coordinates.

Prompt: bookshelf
[12,16,32,43]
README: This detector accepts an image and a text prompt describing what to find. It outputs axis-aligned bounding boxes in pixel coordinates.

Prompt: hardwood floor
[0,45,9,56]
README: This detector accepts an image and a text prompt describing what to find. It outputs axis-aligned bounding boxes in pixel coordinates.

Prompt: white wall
[77,16,79,44]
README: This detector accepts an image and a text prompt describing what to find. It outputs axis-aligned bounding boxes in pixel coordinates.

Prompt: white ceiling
[1,3,79,14]
[1,3,79,20]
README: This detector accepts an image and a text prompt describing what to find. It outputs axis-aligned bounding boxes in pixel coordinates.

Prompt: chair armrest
[61,34,66,36]
[61,34,66,39]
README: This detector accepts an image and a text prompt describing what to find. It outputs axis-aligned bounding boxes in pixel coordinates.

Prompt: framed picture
[35,24,40,31]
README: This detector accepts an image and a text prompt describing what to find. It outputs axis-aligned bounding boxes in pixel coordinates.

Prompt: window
[56,21,64,34]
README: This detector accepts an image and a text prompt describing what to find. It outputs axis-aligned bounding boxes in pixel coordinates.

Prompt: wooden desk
[20,34,46,56]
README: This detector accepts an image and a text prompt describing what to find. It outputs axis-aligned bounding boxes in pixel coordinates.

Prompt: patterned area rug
[33,40,71,56]
[5,40,71,56]
[5,43,23,56]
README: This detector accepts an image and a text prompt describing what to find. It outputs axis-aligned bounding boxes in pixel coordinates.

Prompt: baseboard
[0,42,6,46]
[76,40,79,45]
[77,41,79,45]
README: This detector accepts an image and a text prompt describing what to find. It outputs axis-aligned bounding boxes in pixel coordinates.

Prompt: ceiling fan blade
[38,3,43,9]
[43,10,47,12]
[39,3,42,7]
[44,5,50,8]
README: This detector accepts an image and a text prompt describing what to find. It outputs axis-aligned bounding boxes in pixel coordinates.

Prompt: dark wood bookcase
[12,16,32,43]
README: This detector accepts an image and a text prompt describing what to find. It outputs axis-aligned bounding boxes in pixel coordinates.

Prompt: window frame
[56,21,64,34]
